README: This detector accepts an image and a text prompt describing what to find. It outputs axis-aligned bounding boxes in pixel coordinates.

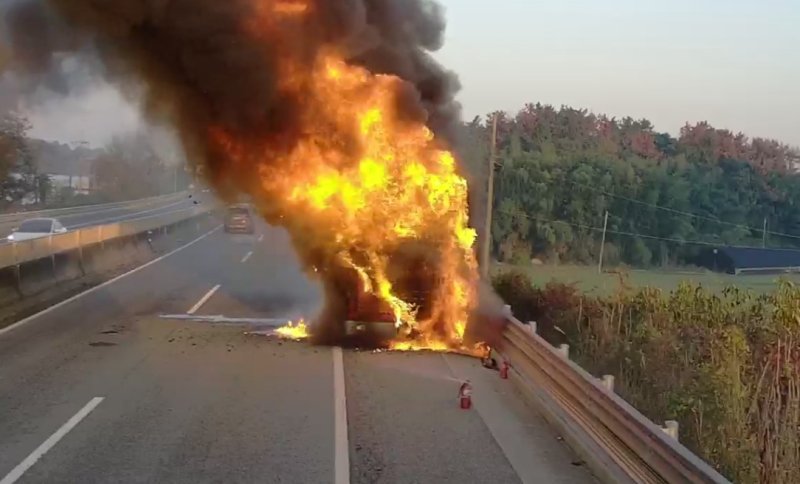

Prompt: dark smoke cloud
[1,0,462,154]
[3,0,482,343]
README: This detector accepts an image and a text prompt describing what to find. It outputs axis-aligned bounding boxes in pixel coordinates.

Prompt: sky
[20,0,800,147]
[435,0,800,145]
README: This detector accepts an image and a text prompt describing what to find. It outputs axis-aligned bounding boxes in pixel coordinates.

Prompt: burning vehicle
[9,0,484,352]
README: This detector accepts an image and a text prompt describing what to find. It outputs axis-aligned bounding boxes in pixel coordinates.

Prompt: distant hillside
[460,103,800,268]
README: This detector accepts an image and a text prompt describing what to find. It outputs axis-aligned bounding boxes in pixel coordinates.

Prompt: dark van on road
[224,204,255,234]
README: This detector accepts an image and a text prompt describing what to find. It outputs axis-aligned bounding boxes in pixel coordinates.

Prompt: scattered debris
[159,314,287,326]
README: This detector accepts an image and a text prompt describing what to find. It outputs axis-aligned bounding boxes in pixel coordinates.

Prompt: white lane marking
[0,397,104,484]
[333,347,350,484]
[0,225,222,338]
[257,234,264,242]
[241,251,253,263]
[187,284,221,315]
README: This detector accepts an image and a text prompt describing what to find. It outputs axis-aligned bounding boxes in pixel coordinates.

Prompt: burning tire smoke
[2,0,482,351]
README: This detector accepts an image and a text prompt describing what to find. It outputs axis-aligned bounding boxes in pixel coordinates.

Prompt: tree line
[460,103,800,268]
[1,111,185,210]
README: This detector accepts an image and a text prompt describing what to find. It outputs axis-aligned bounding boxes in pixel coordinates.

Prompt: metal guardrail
[0,192,187,226]
[0,204,211,269]
[499,314,730,484]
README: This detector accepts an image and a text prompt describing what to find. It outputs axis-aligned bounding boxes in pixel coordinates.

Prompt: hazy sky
[436,0,800,145]
[23,0,800,147]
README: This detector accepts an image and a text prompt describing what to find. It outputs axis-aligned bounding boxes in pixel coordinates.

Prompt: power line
[557,177,800,241]
[497,209,764,249]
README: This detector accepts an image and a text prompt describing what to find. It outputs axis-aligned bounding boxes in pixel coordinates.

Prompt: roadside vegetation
[461,104,800,270]
[469,104,800,481]
[494,262,800,295]
[1,111,188,212]
[494,269,800,483]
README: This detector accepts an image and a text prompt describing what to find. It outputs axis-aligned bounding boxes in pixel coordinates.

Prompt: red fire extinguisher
[500,360,509,380]
[459,380,472,409]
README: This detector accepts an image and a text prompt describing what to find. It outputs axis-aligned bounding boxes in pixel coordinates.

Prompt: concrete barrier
[0,209,219,327]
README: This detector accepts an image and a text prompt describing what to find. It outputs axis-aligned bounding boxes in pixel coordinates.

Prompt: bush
[493,269,800,483]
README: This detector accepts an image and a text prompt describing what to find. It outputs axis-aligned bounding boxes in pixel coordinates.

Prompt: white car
[6,218,68,242]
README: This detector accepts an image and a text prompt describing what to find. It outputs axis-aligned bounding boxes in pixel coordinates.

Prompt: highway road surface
[0,219,595,484]
[0,193,201,243]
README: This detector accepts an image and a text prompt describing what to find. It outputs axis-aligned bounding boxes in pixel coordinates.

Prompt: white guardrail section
[0,204,211,269]
[0,192,187,226]
[499,311,731,484]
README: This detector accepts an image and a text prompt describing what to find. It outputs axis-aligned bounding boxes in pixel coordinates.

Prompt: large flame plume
[213,24,478,349]
[2,0,481,350]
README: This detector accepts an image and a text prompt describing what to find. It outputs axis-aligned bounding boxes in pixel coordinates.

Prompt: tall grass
[494,270,800,483]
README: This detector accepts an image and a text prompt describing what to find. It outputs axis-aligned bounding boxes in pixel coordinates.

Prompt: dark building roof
[697,246,800,274]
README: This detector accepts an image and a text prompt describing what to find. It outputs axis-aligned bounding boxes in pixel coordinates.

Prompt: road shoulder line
[0,225,222,338]
[187,284,221,315]
[0,397,105,484]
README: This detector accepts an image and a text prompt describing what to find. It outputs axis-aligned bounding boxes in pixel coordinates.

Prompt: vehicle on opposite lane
[224,204,255,234]
[6,218,68,242]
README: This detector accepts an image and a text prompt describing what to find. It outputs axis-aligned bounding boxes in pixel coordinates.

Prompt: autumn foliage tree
[464,103,800,267]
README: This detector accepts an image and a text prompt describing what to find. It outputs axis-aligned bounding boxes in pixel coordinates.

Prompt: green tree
[0,112,35,208]
[472,103,800,269]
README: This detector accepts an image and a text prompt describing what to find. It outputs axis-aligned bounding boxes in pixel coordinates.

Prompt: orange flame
[213,9,479,352]
[275,319,310,340]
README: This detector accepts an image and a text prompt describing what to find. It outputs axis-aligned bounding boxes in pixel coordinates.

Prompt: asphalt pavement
[0,219,594,484]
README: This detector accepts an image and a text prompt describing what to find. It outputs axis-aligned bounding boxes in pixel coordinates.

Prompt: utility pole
[481,114,498,279]
[598,210,609,274]
[762,217,768,248]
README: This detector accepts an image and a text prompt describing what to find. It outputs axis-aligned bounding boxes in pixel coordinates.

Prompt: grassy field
[494,263,800,295]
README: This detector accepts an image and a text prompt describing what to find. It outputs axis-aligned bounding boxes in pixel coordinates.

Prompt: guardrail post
[558,344,570,358]
[11,243,21,295]
[77,230,85,275]
[527,321,537,334]
[49,235,56,277]
[601,375,615,392]
[662,420,679,441]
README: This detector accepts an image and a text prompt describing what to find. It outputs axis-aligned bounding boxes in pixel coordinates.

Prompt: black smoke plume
[2,0,484,345]
[2,0,461,159]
